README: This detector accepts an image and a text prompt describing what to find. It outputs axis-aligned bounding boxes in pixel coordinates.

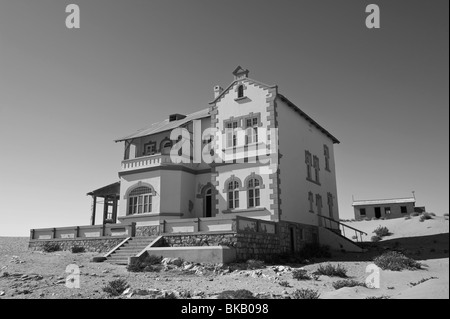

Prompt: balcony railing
[121,153,200,171]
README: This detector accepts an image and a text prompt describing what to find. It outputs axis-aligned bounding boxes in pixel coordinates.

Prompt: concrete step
[111,252,140,257]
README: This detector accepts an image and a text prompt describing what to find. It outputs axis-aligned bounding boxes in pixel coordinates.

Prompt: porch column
[103,196,108,224]
[112,196,118,223]
[91,196,97,226]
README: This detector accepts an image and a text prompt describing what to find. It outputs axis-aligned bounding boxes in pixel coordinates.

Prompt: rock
[102,270,109,274]
[122,288,131,295]
[184,264,194,271]
[133,289,149,296]
[57,276,64,280]
[0,291,5,296]
[171,258,183,267]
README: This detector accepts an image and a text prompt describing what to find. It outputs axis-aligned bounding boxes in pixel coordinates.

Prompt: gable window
[308,192,314,213]
[245,117,259,144]
[360,208,366,216]
[305,151,312,180]
[144,141,157,156]
[400,206,407,214]
[128,186,153,215]
[324,145,330,172]
[228,181,240,209]
[237,85,244,98]
[313,156,320,183]
[226,121,239,148]
[247,178,261,208]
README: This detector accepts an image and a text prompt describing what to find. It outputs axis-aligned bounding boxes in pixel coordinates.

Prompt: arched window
[228,181,240,209]
[247,178,261,208]
[161,140,172,155]
[237,85,244,98]
[128,186,153,215]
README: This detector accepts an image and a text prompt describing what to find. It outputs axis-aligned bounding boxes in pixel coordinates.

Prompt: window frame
[227,180,240,209]
[247,178,261,208]
[127,187,153,215]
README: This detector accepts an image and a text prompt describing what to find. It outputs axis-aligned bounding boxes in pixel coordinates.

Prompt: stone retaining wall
[28,237,127,253]
[159,220,319,261]
[135,225,161,237]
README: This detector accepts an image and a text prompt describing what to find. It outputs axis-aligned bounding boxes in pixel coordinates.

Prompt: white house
[114,67,341,234]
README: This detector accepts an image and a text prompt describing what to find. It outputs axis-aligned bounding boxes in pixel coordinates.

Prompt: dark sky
[0,0,448,235]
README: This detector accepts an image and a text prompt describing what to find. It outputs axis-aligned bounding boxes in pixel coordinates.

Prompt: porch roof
[114,108,210,142]
[87,182,120,198]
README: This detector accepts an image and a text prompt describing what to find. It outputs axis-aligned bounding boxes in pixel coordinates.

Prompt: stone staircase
[106,236,157,265]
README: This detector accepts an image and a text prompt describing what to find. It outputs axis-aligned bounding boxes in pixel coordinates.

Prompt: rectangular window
[324,145,330,171]
[360,208,366,216]
[128,195,152,215]
[308,192,314,213]
[305,151,312,180]
[313,156,320,183]
[245,117,259,144]
[144,142,157,156]
[384,207,391,215]
[226,121,238,148]
[400,206,407,214]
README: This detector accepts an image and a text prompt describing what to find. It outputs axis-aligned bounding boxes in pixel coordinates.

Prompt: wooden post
[197,218,201,232]
[112,197,118,223]
[30,229,35,240]
[91,196,97,226]
[102,224,106,237]
[103,196,108,224]
[52,228,56,239]
[76,226,80,238]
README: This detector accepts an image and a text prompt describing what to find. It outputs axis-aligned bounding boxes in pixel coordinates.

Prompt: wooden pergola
[87,182,120,225]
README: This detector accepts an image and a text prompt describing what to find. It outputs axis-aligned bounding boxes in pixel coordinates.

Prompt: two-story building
[113,67,341,236]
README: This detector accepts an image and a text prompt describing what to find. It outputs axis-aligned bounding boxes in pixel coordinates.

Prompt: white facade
[115,67,340,229]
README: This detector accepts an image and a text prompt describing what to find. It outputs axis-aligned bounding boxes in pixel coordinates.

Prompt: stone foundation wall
[162,233,237,248]
[159,220,319,261]
[135,225,160,237]
[28,237,127,253]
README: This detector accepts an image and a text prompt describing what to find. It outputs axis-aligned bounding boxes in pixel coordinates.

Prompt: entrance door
[204,188,212,217]
[374,207,381,219]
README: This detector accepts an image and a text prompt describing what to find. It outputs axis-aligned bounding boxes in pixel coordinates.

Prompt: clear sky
[0,0,448,236]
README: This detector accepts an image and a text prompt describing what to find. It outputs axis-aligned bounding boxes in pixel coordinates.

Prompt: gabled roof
[209,77,277,105]
[352,197,415,207]
[277,94,340,144]
[114,108,210,142]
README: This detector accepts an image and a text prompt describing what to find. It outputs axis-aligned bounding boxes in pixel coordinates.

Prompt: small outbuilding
[352,197,416,220]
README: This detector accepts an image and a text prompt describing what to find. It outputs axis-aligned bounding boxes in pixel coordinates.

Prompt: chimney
[169,114,186,122]
[214,85,223,99]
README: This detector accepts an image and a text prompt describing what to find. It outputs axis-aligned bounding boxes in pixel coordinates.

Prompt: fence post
[102,224,106,237]
[76,226,80,238]
[52,228,56,239]
[197,218,201,232]
[30,229,35,240]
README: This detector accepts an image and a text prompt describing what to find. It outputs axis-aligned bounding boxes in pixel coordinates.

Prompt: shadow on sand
[313,233,449,263]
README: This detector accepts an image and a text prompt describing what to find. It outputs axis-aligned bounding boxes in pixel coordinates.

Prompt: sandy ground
[0,216,448,299]
[341,215,449,242]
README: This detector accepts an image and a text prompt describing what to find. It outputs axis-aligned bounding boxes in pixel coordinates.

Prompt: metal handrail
[318,215,367,242]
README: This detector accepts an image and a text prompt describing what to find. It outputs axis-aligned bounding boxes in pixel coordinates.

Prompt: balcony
[121,153,206,172]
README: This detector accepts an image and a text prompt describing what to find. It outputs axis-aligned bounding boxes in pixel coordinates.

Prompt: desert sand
[0,215,448,299]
